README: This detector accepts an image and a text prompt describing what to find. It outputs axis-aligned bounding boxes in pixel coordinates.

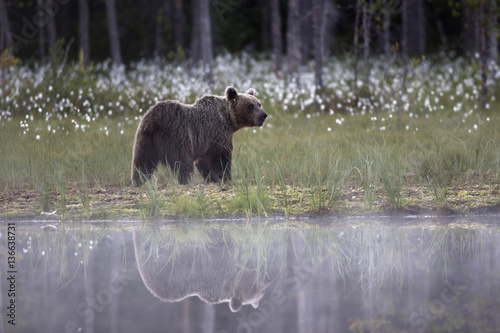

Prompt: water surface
[2,216,500,333]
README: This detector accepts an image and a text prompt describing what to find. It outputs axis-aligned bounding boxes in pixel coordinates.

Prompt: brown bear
[133,230,271,312]
[131,87,268,186]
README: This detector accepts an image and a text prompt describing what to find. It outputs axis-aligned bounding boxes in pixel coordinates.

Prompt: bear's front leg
[217,153,232,183]
[131,133,160,186]
[195,157,214,182]
[173,160,194,184]
[166,154,194,184]
[195,154,231,183]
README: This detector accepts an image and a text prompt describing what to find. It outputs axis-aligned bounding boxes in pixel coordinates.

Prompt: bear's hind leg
[179,162,194,184]
[173,160,194,184]
[216,153,232,183]
[166,155,194,185]
[131,134,159,186]
[195,157,214,182]
[199,154,231,183]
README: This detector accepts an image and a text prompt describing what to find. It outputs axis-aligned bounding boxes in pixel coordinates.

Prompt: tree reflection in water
[5,217,500,333]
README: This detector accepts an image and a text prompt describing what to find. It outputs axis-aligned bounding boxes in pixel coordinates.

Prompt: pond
[2,216,500,333]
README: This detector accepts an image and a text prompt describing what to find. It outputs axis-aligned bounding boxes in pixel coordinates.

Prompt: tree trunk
[362,0,373,90]
[47,9,57,50]
[270,0,282,75]
[383,0,391,58]
[78,0,90,69]
[436,18,448,50]
[353,0,361,88]
[198,0,213,85]
[403,0,425,56]
[462,0,479,57]
[299,0,312,64]
[0,0,8,84]
[480,0,488,109]
[401,0,408,57]
[313,0,325,97]
[104,0,123,65]
[398,0,409,121]
[175,0,185,50]
[37,0,46,65]
[260,0,270,51]
[416,0,425,55]
[490,0,498,93]
[489,0,498,63]
[0,0,12,51]
[59,1,71,45]
[322,2,338,59]
[286,0,301,86]
[153,1,165,60]
[190,0,201,65]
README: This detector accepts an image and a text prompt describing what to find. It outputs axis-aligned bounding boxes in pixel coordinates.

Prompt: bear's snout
[258,112,268,126]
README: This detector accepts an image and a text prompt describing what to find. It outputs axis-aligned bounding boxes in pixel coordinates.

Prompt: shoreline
[2,183,499,222]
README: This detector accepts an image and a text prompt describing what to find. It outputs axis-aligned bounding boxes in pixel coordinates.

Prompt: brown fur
[131,87,267,186]
[133,231,271,312]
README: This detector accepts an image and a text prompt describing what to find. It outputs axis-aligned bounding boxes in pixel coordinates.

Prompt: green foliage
[1,55,500,219]
[173,185,209,218]
[49,39,65,67]
[58,172,66,221]
[80,162,90,219]
[38,176,52,213]
[0,49,19,68]
[79,48,85,72]
[140,175,162,218]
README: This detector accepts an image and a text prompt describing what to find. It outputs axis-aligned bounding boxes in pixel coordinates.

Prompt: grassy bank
[1,54,499,220]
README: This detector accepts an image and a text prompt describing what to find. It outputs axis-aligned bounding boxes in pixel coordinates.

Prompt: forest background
[1,0,497,75]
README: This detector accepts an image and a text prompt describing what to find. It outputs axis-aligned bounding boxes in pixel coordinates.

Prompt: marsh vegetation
[1,54,499,220]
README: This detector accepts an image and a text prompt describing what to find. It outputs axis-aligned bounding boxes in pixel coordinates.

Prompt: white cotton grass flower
[1,53,497,140]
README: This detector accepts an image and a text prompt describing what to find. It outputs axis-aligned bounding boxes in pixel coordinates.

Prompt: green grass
[1,56,500,219]
[172,185,209,218]
[140,175,162,218]
[1,107,499,219]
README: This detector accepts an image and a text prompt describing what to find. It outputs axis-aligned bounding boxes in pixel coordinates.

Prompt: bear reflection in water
[133,231,271,312]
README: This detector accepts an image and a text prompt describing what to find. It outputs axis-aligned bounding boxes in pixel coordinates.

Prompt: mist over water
[2,217,499,333]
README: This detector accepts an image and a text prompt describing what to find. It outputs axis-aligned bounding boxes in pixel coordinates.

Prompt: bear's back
[140,96,230,134]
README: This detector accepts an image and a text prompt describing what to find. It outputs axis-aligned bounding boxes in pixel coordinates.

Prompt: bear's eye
[247,104,254,111]
[258,103,261,108]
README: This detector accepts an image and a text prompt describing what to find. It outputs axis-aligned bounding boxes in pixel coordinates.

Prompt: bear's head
[226,86,268,131]
[229,269,271,313]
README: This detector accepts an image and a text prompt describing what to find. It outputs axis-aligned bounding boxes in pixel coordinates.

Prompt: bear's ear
[229,290,242,312]
[225,86,238,102]
[246,88,255,96]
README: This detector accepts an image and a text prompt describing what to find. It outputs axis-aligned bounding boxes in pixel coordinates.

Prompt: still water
[1,216,500,333]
